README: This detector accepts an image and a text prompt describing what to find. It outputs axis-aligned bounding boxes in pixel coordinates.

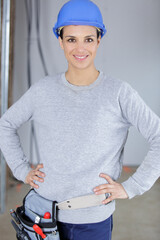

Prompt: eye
[67,38,76,43]
[86,38,94,42]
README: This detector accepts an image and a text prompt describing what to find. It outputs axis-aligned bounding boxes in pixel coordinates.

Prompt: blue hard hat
[53,0,107,39]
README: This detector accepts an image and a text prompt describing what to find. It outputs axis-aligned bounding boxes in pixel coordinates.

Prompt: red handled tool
[44,212,51,219]
[33,224,46,239]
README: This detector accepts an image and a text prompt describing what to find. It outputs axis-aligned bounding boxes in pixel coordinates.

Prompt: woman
[0,0,160,239]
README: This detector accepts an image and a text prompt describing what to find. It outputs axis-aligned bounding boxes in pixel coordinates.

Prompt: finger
[95,189,111,195]
[94,187,115,195]
[35,170,45,178]
[102,195,114,205]
[94,184,113,192]
[30,181,39,189]
[36,164,44,170]
[32,175,44,183]
[99,173,114,184]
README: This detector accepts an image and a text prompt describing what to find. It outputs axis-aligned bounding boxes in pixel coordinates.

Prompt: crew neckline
[61,71,103,91]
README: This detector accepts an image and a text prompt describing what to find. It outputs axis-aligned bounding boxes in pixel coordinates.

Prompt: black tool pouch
[15,189,60,240]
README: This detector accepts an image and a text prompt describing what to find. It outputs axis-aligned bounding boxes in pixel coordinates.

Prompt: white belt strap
[57,193,108,210]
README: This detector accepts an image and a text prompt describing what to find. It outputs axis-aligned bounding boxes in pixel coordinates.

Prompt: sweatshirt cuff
[13,163,32,183]
[121,177,146,199]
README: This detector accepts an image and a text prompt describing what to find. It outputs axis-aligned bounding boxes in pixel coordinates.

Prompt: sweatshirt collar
[61,71,103,91]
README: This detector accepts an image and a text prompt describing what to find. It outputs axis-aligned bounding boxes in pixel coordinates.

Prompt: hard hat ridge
[53,0,107,39]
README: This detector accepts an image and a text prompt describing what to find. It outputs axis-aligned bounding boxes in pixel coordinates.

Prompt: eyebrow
[64,35,96,38]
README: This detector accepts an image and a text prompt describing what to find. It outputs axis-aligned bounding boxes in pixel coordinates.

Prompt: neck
[65,66,99,86]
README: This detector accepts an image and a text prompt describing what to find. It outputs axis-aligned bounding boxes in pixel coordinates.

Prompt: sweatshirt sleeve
[0,83,37,182]
[119,82,160,199]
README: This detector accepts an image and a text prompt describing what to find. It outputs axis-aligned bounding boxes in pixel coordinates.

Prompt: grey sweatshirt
[0,71,160,224]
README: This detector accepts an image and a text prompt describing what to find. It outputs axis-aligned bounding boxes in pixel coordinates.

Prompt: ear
[97,35,101,47]
[58,36,64,50]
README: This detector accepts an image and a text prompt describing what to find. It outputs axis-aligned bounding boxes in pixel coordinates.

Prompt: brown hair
[59,28,101,40]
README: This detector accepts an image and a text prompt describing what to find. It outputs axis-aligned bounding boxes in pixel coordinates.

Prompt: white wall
[13,0,160,165]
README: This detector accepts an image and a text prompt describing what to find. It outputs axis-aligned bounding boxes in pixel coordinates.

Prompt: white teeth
[74,55,87,59]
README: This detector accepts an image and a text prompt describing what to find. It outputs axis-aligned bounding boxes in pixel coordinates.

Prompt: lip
[73,55,89,61]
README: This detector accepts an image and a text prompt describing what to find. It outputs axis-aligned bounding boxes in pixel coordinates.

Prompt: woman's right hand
[25,163,45,189]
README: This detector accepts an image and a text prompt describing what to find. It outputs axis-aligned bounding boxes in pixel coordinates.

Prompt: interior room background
[13,0,160,166]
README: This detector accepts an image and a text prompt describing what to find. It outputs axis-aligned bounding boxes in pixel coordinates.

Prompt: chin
[70,61,94,71]
[72,65,92,71]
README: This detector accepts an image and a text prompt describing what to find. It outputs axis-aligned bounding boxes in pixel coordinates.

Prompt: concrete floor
[0,167,160,240]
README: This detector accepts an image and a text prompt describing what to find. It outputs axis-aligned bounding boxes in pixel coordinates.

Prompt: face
[58,25,101,71]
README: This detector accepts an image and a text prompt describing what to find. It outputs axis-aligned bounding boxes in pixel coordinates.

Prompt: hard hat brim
[53,21,107,39]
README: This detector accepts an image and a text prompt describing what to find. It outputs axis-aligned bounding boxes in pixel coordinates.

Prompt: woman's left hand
[93,173,129,204]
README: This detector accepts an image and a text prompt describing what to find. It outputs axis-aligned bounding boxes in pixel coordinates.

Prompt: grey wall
[13,0,160,165]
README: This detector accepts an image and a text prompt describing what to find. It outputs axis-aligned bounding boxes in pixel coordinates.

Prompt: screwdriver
[33,224,46,239]
[44,212,51,219]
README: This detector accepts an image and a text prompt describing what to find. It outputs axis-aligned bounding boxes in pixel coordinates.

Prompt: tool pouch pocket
[16,189,60,240]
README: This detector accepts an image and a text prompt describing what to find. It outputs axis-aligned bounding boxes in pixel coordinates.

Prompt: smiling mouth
[73,55,89,61]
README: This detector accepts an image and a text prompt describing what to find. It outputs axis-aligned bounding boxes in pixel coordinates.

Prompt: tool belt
[10,189,107,240]
[11,189,59,240]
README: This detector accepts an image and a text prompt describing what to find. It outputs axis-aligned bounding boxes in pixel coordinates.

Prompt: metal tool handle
[11,220,31,240]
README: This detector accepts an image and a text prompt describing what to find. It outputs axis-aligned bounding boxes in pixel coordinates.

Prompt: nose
[75,41,86,52]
